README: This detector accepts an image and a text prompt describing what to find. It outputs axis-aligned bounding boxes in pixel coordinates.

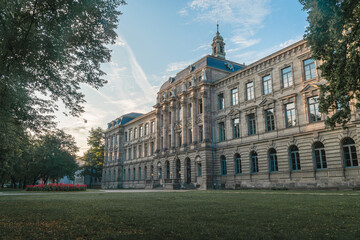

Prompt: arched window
[268,148,278,172]
[289,145,301,171]
[133,168,136,181]
[151,165,154,180]
[113,169,116,182]
[128,168,130,181]
[220,155,227,175]
[234,153,241,174]
[108,170,111,182]
[343,138,358,167]
[250,151,258,173]
[138,167,141,180]
[176,159,181,179]
[123,169,126,181]
[144,166,147,180]
[166,161,170,179]
[314,142,327,169]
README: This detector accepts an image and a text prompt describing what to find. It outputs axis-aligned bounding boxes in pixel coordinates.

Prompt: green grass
[1,190,360,239]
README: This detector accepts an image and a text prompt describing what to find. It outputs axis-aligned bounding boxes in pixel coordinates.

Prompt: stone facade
[102,31,360,190]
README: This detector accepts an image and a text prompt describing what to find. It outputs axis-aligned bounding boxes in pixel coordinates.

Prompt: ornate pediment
[300,83,319,93]
[259,97,275,107]
[228,108,240,117]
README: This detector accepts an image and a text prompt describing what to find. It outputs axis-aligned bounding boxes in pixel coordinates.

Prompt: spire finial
[217,22,219,33]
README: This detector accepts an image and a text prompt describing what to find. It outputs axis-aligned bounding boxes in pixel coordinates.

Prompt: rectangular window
[285,103,296,128]
[138,168,141,180]
[150,142,154,155]
[139,126,143,138]
[138,145,142,158]
[151,122,155,133]
[308,96,321,123]
[134,128,138,139]
[199,125,203,142]
[246,82,254,100]
[169,134,171,148]
[144,143,148,157]
[232,118,240,139]
[262,74,272,95]
[129,130,132,141]
[218,93,224,110]
[231,88,238,106]
[188,129,192,144]
[282,66,293,88]
[124,149,127,161]
[218,122,225,142]
[133,147,137,159]
[198,163,202,177]
[199,99,203,114]
[128,148,131,160]
[145,124,149,135]
[304,58,316,80]
[247,114,256,136]
[125,132,127,142]
[265,109,275,132]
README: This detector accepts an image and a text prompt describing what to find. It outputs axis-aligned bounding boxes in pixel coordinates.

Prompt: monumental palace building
[102,27,360,190]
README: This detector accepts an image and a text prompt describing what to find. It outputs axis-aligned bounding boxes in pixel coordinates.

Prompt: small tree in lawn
[81,128,104,188]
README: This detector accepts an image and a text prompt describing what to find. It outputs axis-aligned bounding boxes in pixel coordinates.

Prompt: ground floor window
[343,138,358,167]
[289,145,301,171]
[250,151,258,173]
[268,148,278,172]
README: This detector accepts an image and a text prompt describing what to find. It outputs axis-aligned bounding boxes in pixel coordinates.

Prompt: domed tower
[211,24,225,59]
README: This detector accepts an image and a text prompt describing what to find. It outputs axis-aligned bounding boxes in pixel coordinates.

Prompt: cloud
[180,0,271,53]
[192,43,211,52]
[178,8,188,16]
[56,35,158,156]
[114,39,126,46]
[233,36,303,65]
[165,60,194,73]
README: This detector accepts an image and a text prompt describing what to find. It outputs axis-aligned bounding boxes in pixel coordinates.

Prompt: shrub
[25,183,87,191]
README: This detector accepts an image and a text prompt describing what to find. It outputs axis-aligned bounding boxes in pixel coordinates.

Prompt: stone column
[155,108,161,153]
[181,98,187,147]
[170,102,176,149]
[191,96,198,144]
[162,104,168,150]
[201,89,210,142]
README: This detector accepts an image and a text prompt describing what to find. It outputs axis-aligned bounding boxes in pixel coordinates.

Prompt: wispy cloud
[179,0,271,54]
[233,36,303,65]
[56,35,157,156]
[166,60,194,73]
[192,42,211,52]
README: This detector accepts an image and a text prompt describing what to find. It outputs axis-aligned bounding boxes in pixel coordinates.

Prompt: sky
[55,0,309,155]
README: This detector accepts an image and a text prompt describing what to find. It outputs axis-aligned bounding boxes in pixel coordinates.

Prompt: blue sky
[56,0,308,155]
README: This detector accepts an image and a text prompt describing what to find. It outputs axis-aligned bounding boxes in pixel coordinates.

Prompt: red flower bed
[26,183,87,191]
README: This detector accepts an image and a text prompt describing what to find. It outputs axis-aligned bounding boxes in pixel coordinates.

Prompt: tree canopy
[0,0,125,180]
[300,0,360,127]
[81,127,104,188]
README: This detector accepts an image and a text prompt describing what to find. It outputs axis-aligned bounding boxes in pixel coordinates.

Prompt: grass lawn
[1,190,360,239]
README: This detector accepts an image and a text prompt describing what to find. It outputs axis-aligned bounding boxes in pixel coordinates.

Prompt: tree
[81,127,104,188]
[34,130,79,184]
[300,0,360,128]
[0,0,125,173]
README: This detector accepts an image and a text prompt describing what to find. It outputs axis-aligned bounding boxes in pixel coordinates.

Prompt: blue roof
[206,57,244,73]
[107,112,143,129]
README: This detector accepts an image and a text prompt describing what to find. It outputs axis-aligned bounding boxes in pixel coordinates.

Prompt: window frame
[304,58,317,81]
[281,66,293,88]
[289,145,301,171]
[231,88,239,106]
[285,102,296,128]
[308,96,321,123]
[247,113,256,136]
[220,156,227,176]
[250,152,259,173]
[313,142,327,169]
[268,148,278,172]
[262,74,272,95]
[265,108,275,132]
[246,81,254,101]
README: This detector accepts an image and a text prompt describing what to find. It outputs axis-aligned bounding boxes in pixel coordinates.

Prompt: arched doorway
[186,158,191,184]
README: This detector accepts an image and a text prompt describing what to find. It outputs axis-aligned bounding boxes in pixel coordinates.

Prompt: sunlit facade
[102,29,360,189]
